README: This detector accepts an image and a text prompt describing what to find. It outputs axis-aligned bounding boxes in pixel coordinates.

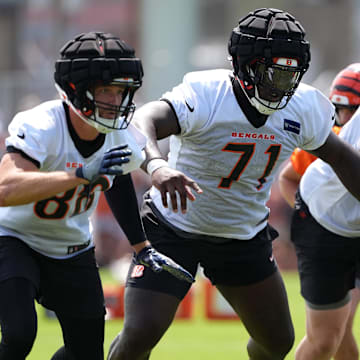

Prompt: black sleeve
[105,174,146,246]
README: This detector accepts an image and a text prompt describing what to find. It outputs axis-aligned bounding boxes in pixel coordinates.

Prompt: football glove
[136,246,195,283]
[76,144,131,182]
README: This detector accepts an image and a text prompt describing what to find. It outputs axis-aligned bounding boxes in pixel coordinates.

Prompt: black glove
[76,145,131,182]
[136,246,195,283]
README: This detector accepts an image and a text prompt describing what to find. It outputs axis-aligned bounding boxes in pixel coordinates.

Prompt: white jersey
[300,108,360,237]
[150,69,334,240]
[0,100,146,258]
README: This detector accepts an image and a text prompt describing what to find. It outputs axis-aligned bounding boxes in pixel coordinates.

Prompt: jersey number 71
[218,143,281,190]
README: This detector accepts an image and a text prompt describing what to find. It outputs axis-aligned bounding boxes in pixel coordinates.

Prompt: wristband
[146,158,169,176]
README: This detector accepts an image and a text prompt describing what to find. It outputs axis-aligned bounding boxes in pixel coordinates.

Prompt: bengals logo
[131,265,145,278]
[273,57,298,67]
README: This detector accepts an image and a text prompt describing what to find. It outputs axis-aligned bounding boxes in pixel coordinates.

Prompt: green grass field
[21,270,358,359]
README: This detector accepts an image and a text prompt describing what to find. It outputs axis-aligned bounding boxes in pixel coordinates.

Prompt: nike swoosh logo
[185,100,194,112]
[17,133,25,139]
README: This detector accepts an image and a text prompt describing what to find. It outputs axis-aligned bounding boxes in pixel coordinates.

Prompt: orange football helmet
[329,63,360,108]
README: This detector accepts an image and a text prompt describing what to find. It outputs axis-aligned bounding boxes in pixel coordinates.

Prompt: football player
[279,63,360,206]
[0,31,193,360]
[108,8,360,360]
[279,64,360,360]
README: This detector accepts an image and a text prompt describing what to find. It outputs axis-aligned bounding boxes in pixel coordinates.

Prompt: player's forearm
[278,161,302,208]
[133,117,163,172]
[133,100,180,172]
[0,170,88,206]
[278,176,298,208]
[331,162,360,202]
[105,174,147,246]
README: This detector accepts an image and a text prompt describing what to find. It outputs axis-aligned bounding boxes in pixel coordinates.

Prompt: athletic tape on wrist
[146,158,169,176]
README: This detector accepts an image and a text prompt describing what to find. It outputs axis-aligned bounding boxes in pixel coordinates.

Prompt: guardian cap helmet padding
[54,31,144,133]
[228,8,310,115]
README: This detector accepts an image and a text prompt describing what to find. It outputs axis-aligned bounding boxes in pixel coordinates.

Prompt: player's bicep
[310,131,354,167]
[0,152,39,174]
[133,100,180,140]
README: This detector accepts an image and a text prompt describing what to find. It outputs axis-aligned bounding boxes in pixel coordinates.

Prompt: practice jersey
[0,100,146,258]
[290,126,341,176]
[150,69,335,240]
[300,108,360,237]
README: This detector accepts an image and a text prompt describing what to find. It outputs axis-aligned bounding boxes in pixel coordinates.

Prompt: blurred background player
[290,101,360,360]
[108,9,360,360]
[279,63,360,360]
[279,63,360,205]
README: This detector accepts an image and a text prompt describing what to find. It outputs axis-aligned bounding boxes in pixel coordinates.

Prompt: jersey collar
[63,102,106,158]
[230,75,269,128]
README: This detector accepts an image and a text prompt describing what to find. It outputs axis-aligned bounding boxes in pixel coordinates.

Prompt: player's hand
[151,167,202,213]
[76,145,131,182]
[136,246,195,283]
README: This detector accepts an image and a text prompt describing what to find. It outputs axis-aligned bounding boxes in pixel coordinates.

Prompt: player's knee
[108,343,150,360]
[1,324,36,358]
[50,346,77,360]
[312,336,340,358]
[125,315,169,347]
[266,326,294,358]
[336,346,359,360]
[349,346,360,360]
[108,328,153,360]
[248,329,295,359]
[272,329,295,358]
[308,327,349,359]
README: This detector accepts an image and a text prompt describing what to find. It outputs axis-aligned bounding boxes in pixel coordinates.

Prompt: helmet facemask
[80,79,141,133]
[243,58,305,115]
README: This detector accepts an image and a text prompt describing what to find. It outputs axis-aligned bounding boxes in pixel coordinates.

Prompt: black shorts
[126,201,278,300]
[0,236,105,318]
[291,194,360,308]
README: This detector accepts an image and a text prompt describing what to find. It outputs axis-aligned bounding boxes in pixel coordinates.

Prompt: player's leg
[50,346,71,360]
[0,278,38,360]
[199,223,293,360]
[291,193,359,360]
[295,302,351,360]
[333,286,360,360]
[107,288,181,360]
[107,201,198,360]
[217,270,294,360]
[0,236,41,360]
[39,248,106,360]
[51,313,104,360]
